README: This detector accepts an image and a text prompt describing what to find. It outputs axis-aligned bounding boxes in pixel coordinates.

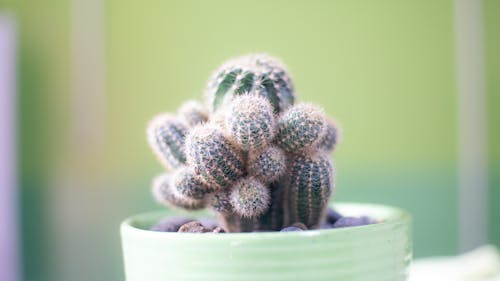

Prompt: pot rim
[121,202,411,240]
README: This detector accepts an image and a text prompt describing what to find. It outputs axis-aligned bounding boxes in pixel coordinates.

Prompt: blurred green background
[0,0,498,280]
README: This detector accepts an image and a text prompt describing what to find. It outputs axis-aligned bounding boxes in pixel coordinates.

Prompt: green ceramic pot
[121,203,412,281]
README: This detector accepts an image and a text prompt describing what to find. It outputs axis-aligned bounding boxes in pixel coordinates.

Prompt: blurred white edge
[410,245,500,281]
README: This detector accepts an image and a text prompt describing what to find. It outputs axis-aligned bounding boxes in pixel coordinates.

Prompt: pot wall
[121,203,412,281]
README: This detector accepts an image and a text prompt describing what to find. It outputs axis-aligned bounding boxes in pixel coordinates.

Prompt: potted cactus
[121,54,412,281]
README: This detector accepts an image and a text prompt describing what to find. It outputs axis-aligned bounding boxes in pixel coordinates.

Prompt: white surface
[410,245,500,281]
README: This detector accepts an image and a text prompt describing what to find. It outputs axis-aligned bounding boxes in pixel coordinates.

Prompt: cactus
[255,181,285,231]
[224,95,276,151]
[248,146,286,184]
[178,100,208,127]
[208,190,233,214]
[275,104,327,153]
[317,118,340,153]
[152,173,206,210]
[185,124,245,189]
[205,54,295,114]
[284,152,334,229]
[171,167,211,200]
[230,177,270,218]
[217,213,256,233]
[147,54,344,233]
[147,114,188,170]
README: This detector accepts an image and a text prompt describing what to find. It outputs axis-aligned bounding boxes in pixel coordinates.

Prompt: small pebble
[280,226,303,232]
[178,221,211,233]
[326,208,343,225]
[320,222,334,229]
[150,216,193,232]
[212,226,225,233]
[332,216,374,228]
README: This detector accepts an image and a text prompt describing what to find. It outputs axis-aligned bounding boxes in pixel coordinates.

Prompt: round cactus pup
[152,173,206,210]
[275,104,328,153]
[177,100,208,127]
[224,95,276,152]
[230,177,270,218]
[185,124,245,189]
[248,146,286,184]
[171,167,211,200]
[317,118,341,153]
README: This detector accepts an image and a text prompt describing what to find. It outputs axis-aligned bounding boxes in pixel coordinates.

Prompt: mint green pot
[121,203,412,281]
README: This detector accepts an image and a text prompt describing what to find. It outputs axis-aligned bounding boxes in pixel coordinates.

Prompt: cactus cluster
[147,54,341,232]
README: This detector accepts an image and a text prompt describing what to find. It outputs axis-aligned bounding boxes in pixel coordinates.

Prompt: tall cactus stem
[284,152,334,229]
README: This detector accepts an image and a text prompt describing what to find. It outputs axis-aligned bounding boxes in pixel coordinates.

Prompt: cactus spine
[147,53,341,232]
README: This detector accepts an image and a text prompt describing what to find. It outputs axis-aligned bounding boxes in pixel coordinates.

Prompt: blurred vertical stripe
[0,12,20,281]
[454,0,488,252]
[484,0,500,248]
[70,0,106,151]
[48,1,108,280]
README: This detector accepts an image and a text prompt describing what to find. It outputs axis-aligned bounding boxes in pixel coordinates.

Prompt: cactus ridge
[178,100,208,127]
[248,146,286,184]
[147,114,188,170]
[276,104,327,153]
[185,125,245,189]
[152,173,206,210]
[225,95,276,151]
[286,153,334,228]
[230,177,270,218]
[206,54,295,114]
[172,167,211,200]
